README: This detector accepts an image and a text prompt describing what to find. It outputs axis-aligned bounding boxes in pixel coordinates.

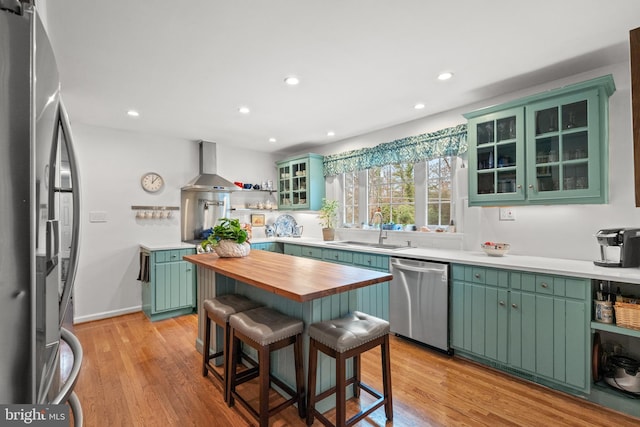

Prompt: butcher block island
[183,250,392,411]
[183,250,392,302]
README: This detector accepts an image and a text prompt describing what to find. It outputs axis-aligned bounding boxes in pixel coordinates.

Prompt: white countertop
[254,237,640,285]
[140,238,640,284]
[140,242,196,251]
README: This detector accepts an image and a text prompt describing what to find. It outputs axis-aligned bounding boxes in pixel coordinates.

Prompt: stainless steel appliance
[594,228,640,267]
[1,2,83,422]
[389,258,450,353]
[181,141,237,243]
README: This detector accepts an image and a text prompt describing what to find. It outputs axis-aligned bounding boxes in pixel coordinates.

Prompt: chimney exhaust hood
[182,141,237,192]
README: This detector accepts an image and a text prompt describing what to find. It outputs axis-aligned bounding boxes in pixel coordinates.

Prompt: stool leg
[336,352,346,427]
[293,333,306,419]
[306,338,318,426]
[353,354,361,398]
[222,321,230,402]
[382,335,393,420]
[227,329,238,408]
[203,315,211,377]
[258,344,270,427]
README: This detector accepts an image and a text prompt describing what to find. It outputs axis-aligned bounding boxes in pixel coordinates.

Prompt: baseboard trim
[74,306,141,324]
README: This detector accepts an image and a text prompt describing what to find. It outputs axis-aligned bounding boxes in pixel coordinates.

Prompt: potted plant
[318,198,339,241]
[201,218,251,257]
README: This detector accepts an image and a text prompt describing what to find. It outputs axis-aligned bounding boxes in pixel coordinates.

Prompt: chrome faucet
[372,211,387,245]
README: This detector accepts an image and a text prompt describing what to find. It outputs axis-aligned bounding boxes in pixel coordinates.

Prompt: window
[426,157,453,227]
[343,171,359,225]
[341,156,455,229]
[367,164,415,225]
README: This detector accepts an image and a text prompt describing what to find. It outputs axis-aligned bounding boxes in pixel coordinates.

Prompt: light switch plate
[89,211,108,222]
[499,207,516,221]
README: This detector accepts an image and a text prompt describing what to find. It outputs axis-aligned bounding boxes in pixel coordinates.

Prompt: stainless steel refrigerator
[1,1,83,423]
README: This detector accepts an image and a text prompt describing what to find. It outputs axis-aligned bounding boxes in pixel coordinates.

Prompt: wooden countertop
[183,250,392,303]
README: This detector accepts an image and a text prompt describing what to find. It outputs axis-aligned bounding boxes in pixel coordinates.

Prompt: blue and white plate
[273,214,297,237]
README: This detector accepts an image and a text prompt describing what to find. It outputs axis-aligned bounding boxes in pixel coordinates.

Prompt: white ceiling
[44,0,640,154]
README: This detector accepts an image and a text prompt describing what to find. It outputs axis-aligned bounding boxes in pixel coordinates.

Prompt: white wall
[71,124,279,322]
[313,61,640,262]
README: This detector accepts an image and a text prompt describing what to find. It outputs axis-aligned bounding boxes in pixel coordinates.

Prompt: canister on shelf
[594,300,613,324]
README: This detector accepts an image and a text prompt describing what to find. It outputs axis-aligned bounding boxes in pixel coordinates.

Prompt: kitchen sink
[326,240,411,251]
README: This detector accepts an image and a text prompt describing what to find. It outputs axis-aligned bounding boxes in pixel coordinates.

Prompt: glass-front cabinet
[465,75,615,206]
[526,91,600,202]
[468,108,525,204]
[276,153,325,210]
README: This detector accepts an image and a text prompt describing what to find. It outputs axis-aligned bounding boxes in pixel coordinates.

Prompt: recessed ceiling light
[127,110,139,117]
[238,106,250,114]
[437,72,453,81]
[284,76,300,86]
[327,131,335,137]
[269,137,277,143]
[414,103,425,110]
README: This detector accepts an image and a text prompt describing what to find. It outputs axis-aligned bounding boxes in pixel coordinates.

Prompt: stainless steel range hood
[182,140,237,192]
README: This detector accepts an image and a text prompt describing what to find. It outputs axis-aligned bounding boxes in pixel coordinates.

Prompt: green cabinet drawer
[153,248,192,263]
[456,264,508,287]
[300,246,323,259]
[322,249,353,264]
[251,242,282,253]
[283,244,302,257]
[352,252,389,271]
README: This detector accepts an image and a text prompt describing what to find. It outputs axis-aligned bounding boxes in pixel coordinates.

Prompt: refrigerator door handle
[67,391,83,427]
[52,327,83,405]
[46,219,59,272]
[57,99,81,324]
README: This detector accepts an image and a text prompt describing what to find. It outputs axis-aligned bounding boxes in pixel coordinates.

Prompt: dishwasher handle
[393,264,447,274]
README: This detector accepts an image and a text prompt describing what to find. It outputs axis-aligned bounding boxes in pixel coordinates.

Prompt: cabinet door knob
[474,273,481,279]
[334,254,339,259]
[367,260,372,264]
[512,303,518,309]
[499,301,506,306]
[528,184,534,189]
[540,283,549,288]
[517,184,522,189]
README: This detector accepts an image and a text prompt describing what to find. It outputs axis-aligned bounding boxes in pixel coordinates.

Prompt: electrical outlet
[499,207,516,221]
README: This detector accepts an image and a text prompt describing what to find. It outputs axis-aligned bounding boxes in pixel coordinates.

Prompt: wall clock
[141,172,164,193]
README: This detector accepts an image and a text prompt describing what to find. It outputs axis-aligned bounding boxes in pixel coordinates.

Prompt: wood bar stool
[227,306,306,427]
[202,294,262,402]
[306,311,392,427]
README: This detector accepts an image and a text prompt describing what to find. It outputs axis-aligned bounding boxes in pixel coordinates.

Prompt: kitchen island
[183,250,392,411]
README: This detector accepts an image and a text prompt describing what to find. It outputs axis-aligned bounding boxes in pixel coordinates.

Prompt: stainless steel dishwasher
[389,257,450,353]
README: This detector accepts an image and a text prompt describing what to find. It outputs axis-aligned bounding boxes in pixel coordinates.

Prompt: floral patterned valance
[323,123,467,176]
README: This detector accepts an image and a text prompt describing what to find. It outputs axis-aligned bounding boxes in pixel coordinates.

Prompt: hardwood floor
[72,312,639,426]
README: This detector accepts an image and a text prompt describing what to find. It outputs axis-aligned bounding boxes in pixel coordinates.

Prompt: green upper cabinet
[464,75,615,206]
[276,153,325,210]
[467,108,526,205]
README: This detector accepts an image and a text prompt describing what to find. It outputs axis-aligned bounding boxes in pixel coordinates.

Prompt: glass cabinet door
[526,90,600,201]
[278,164,291,206]
[468,108,525,204]
[290,159,309,208]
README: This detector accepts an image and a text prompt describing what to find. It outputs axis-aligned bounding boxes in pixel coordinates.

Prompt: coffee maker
[594,228,640,267]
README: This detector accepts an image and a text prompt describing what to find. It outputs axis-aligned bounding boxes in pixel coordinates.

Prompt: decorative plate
[273,214,297,237]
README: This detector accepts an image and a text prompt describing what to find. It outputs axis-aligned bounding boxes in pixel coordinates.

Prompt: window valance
[323,123,467,176]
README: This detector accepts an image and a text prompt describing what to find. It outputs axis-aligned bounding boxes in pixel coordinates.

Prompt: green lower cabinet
[142,248,197,321]
[451,264,589,394]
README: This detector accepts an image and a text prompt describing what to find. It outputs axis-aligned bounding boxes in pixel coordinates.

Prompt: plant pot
[322,228,335,241]
[213,240,251,257]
